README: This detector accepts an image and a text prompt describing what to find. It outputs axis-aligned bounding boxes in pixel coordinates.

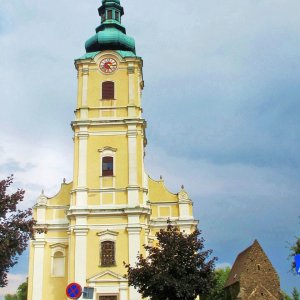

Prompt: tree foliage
[4,295,18,300]
[281,288,300,300]
[16,279,28,300]
[292,288,300,300]
[124,222,217,300]
[203,267,231,300]
[4,279,28,300]
[0,176,39,287]
[289,237,300,272]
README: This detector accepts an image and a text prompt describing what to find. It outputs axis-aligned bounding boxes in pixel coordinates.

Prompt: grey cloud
[0,160,35,173]
[1,0,300,295]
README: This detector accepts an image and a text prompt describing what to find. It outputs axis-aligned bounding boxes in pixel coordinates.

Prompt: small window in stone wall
[257,264,261,270]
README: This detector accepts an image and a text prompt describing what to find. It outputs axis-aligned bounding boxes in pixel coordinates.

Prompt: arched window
[101,241,115,266]
[102,81,115,99]
[52,251,65,277]
[102,156,113,176]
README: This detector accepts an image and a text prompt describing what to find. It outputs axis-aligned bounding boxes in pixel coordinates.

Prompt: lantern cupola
[85,0,136,54]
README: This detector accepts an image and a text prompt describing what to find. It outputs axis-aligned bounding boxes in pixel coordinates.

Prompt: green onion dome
[85,0,136,54]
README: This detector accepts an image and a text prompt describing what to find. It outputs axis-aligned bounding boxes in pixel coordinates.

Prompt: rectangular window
[115,11,120,21]
[99,297,117,300]
[102,157,113,176]
[102,81,115,99]
[101,14,106,22]
[101,241,115,266]
[107,10,112,20]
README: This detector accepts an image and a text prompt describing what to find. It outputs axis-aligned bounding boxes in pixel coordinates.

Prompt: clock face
[99,58,118,74]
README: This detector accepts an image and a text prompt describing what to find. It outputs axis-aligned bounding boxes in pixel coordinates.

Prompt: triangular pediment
[49,243,68,249]
[87,270,127,283]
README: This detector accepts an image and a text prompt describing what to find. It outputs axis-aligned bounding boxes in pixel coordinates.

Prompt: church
[27,1,197,299]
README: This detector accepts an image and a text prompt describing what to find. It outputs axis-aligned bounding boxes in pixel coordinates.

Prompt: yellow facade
[28,4,197,300]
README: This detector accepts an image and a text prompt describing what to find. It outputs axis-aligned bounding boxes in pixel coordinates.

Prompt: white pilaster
[127,225,141,300]
[81,65,89,107]
[128,64,135,105]
[74,228,89,288]
[77,127,88,207]
[32,240,46,300]
[128,125,137,186]
[127,125,138,206]
[119,283,128,300]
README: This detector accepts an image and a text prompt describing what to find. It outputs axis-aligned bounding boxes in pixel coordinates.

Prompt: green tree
[16,278,28,300]
[281,288,300,300]
[289,237,300,272]
[124,222,217,300]
[204,267,231,300]
[281,290,292,300]
[4,295,18,300]
[0,176,42,287]
[4,279,28,300]
[292,287,300,300]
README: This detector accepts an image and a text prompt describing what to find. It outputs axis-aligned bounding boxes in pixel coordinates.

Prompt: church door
[99,296,118,300]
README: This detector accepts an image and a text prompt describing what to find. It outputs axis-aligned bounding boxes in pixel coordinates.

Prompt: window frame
[97,230,119,268]
[50,244,67,278]
[102,156,114,177]
[101,241,116,266]
[102,81,115,100]
[115,11,120,22]
[99,147,117,178]
[107,10,113,20]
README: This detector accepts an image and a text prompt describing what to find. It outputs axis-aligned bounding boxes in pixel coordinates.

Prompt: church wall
[41,244,68,300]
[86,228,129,279]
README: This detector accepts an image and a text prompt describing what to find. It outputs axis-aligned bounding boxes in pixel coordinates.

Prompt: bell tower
[69,0,148,298]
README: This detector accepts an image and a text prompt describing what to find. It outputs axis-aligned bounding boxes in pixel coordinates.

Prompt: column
[81,65,89,107]
[119,283,128,300]
[128,64,135,117]
[127,124,138,206]
[74,228,89,288]
[32,241,46,300]
[127,226,141,300]
[76,128,88,207]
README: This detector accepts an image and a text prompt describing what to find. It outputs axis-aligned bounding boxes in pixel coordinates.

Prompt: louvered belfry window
[102,81,115,99]
[101,241,115,266]
[102,156,113,176]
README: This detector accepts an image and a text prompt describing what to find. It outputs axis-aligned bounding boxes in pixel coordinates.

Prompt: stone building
[224,240,281,300]
[27,1,197,299]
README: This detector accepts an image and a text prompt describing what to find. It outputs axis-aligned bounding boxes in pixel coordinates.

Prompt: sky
[0,0,300,297]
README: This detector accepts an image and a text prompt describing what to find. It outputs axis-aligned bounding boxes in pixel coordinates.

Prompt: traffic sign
[66,282,82,299]
[295,254,300,274]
